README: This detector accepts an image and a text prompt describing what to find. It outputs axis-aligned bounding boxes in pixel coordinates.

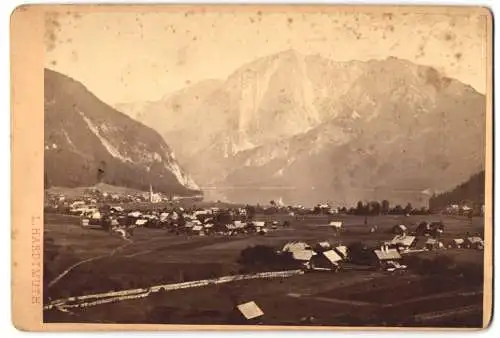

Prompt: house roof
[453,238,465,244]
[426,238,438,245]
[394,224,408,231]
[316,241,332,250]
[334,245,348,258]
[322,250,343,263]
[329,221,342,228]
[233,220,244,228]
[467,236,483,244]
[282,241,311,252]
[292,250,315,261]
[135,219,148,225]
[374,248,402,261]
[391,235,416,247]
[253,221,266,227]
[237,301,264,320]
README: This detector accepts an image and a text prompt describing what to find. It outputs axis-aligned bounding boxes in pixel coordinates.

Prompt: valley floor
[43,213,486,328]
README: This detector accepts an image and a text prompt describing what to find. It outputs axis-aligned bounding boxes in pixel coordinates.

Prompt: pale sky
[45,7,489,105]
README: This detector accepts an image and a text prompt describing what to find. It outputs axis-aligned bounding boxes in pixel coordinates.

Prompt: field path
[414,304,483,321]
[48,241,133,289]
[385,289,483,308]
[287,294,376,307]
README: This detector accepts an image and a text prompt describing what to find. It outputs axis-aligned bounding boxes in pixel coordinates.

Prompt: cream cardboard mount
[10,4,493,331]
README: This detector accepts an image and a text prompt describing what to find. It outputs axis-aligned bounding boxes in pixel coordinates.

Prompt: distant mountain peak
[116,52,485,205]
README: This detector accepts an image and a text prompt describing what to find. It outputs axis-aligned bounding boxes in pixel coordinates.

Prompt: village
[42,184,485,326]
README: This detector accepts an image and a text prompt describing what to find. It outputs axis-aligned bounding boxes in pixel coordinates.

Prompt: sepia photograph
[11,4,492,330]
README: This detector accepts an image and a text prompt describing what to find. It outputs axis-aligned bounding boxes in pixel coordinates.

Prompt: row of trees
[343,200,430,216]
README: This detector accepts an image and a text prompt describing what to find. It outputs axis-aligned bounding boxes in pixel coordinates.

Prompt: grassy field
[43,212,485,327]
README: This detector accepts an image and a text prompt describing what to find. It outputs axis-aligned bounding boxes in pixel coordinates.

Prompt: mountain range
[116,50,485,206]
[44,68,201,197]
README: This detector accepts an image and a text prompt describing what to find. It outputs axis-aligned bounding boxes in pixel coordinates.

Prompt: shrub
[237,245,298,270]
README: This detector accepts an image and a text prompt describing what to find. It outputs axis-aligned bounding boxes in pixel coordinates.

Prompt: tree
[392,205,403,214]
[369,201,381,215]
[245,205,256,220]
[237,245,297,269]
[356,201,364,215]
[347,242,372,265]
[381,200,390,214]
[270,200,276,206]
[404,203,413,214]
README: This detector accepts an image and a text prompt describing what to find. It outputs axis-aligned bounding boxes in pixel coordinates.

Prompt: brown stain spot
[257,10,262,16]
[185,80,191,85]
[287,17,293,24]
[382,13,393,20]
[455,52,463,61]
[192,36,197,41]
[444,32,454,41]
[50,60,57,66]
[249,17,255,23]
[71,50,78,62]
[388,25,394,32]
[44,12,61,52]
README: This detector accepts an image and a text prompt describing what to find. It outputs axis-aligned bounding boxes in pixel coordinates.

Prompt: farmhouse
[392,224,408,236]
[314,241,332,252]
[373,245,403,270]
[282,241,312,252]
[191,225,205,235]
[447,238,465,249]
[424,238,442,251]
[236,301,264,323]
[465,236,484,250]
[389,235,416,252]
[132,218,146,226]
[328,221,342,231]
[334,245,348,260]
[310,249,342,271]
[281,241,315,264]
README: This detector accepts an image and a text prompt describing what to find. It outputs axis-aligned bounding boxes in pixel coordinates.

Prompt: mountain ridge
[115,50,486,205]
[44,68,201,196]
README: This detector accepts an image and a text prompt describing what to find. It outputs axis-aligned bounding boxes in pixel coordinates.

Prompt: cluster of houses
[443,203,484,216]
[277,239,406,273]
[274,220,484,274]
[79,205,291,240]
[388,221,484,251]
[44,185,202,215]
